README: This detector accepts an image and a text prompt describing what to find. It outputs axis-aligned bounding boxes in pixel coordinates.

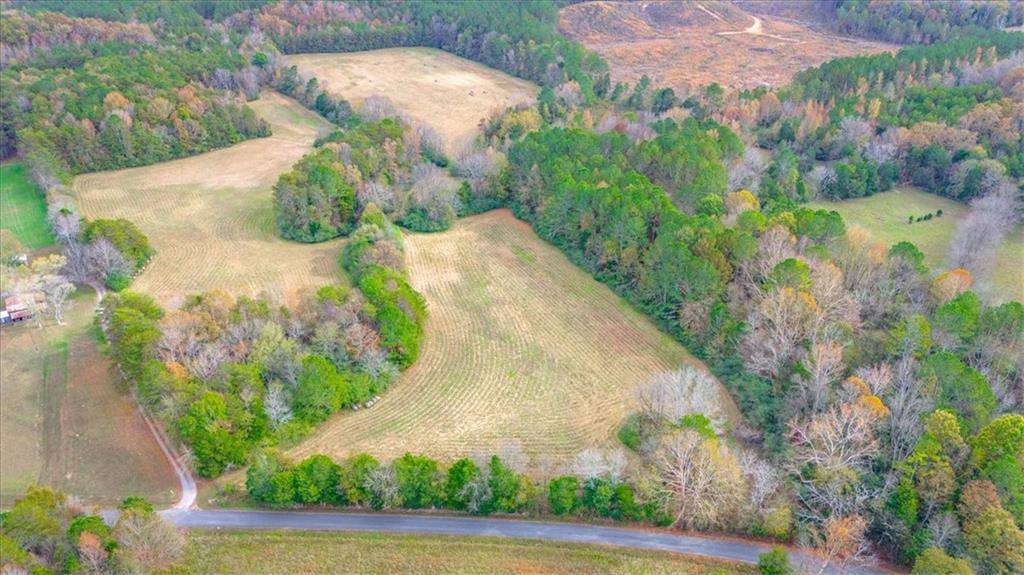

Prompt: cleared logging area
[0,291,177,506]
[560,0,894,91]
[286,48,538,154]
[72,92,342,309]
[291,210,739,471]
[810,188,1024,302]
[181,530,755,574]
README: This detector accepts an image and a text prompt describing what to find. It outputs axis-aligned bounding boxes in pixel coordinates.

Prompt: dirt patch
[286,48,538,155]
[290,210,739,472]
[72,91,343,310]
[559,0,896,92]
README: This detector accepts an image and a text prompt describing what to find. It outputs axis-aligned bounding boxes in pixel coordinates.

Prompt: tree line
[225,0,611,99]
[99,207,425,478]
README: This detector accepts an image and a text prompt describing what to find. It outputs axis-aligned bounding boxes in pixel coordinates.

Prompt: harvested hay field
[291,210,739,472]
[73,92,342,309]
[0,290,177,506]
[810,188,1024,302]
[559,0,895,92]
[285,48,538,154]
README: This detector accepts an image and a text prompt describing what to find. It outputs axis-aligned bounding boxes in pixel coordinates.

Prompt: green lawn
[810,187,1023,302]
[1,162,55,250]
[177,531,756,575]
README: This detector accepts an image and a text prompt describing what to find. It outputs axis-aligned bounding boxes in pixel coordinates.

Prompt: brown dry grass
[72,92,343,309]
[559,0,896,92]
[285,48,538,154]
[0,290,177,506]
[290,210,739,473]
[181,530,756,575]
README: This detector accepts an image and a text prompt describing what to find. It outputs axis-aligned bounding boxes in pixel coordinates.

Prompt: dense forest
[833,0,1024,45]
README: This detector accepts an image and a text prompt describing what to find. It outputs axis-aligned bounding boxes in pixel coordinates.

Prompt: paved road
[162,509,887,574]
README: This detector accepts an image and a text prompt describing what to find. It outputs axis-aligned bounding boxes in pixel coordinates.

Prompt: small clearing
[0,290,177,506]
[72,92,342,309]
[810,188,1023,302]
[559,0,895,92]
[291,210,738,472]
[1,162,55,250]
[285,48,538,155]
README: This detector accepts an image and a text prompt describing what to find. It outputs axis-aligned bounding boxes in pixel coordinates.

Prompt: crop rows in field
[72,92,344,308]
[291,210,739,472]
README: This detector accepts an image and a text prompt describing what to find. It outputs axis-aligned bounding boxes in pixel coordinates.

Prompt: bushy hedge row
[341,205,426,369]
[246,450,659,524]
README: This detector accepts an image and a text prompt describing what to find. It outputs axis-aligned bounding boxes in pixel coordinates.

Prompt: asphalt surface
[163,509,888,574]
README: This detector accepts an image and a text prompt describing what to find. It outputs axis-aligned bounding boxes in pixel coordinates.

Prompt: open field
[0,290,177,506]
[180,530,755,574]
[1,162,55,250]
[559,0,895,92]
[286,48,538,154]
[291,210,739,472]
[73,92,343,309]
[810,187,1024,302]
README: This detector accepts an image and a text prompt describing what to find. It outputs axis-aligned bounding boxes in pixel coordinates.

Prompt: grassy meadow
[289,209,738,472]
[286,48,538,154]
[1,162,55,251]
[72,92,343,310]
[0,289,177,506]
[178,530,756,575]
[810,187,1023,302]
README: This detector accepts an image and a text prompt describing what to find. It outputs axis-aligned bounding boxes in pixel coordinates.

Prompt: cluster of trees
[718,32,1024,290]
[244,398,786,538]
[273,148,357,242]
[493,101,1024,569]
[0,9,157,67]
[98,209,425,478]
[247,450,534,515]
[274,83,466,239]
[908,210,943,224]
[341,206,426,369]
[1,489,184,574]
[833,0,1024,45]
[226,0,610,97]
[1,3,273,171]
[271,63,354,126]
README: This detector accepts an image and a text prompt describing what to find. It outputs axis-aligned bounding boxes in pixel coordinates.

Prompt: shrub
[393,453,443,509]
[547,476,579,516]
[758,548,793,575]
[617,414,643,451]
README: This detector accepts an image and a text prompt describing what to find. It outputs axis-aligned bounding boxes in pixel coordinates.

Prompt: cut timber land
[560,0,895,92]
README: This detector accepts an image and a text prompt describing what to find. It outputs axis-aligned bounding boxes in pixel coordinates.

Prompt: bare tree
[804,514,874,575]
[364,465,401,509]
[571,448,627,483]
[637,367,728,430]
[948,181,1022,294]
[113,509,186,573]
[40,274,75,325]
[357,181,398,213]
[656,430,746,530]
[264,381,293,427]
[740,287,819,378]
[789,400,883,521]
[788,341,845,419]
